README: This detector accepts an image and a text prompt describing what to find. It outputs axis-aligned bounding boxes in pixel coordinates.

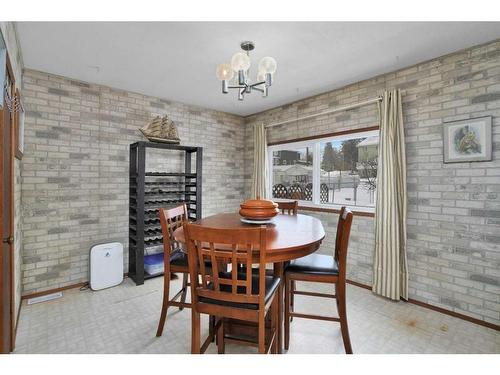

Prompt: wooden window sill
[298,205,375,217]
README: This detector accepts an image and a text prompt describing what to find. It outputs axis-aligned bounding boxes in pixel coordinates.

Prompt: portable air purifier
[90,242,124,290]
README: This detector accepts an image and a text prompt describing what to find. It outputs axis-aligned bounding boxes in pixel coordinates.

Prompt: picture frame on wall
[15,88,24,159]
[0,28,5,109]
[443,116,492,163]
[0,48,5,109]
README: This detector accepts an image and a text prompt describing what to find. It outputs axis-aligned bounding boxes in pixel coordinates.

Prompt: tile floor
[14,276,500,354]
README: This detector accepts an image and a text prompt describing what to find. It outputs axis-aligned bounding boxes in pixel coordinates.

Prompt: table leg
[274,262,284,354]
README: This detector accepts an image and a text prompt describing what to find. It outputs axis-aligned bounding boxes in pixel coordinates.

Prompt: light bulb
[216,63,234,81]
[258,56,277,74]
[257,71,266,82]
[231,52,251,72]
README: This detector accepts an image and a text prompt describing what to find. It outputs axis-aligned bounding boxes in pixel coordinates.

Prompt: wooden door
[0,59,14,354]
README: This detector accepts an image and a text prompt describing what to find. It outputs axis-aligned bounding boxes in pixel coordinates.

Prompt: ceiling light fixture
[216,41,276,101]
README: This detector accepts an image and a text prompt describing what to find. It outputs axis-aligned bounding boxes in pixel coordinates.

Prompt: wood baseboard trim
[11,299,22,351]
[21,282,88,300]
[346,279,500,332]
[19,277,499,333]
[346,279,372,291]
[21,273,130,301]
[406,298,500,332]
[15,300,21,332]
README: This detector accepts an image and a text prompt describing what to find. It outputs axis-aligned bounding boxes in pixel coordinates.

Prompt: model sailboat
[139,115,180,144]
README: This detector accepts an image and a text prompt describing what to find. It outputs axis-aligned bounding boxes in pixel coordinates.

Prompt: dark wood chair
[156,204,191,337]
[288,184,304,200]
[277,200,298,215]
[276,200,298,316]
[284,206,353,354]
[184,223,280,354]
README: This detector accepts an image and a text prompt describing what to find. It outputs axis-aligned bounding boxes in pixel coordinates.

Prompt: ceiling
[16,22,500,116]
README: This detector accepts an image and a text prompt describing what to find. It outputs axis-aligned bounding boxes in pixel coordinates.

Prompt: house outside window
[268,129,379,211]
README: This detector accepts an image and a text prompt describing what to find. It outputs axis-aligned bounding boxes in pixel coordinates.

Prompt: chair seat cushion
[238,265,274,277]
[286,253,339,275]
[170,249,211,270]
[169,248,188,267]
[199,273,280,310]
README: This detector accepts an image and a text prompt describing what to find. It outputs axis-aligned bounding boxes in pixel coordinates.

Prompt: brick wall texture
[244,39,500,325]
[21,69,245,295]
[21,39,500,326]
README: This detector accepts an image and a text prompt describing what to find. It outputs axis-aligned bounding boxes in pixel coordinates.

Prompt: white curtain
[251,123,268,199]
[372,89,408,301]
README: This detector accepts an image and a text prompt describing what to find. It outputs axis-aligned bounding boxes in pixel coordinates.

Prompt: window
[271,147,314,201]
[268,129,378,211]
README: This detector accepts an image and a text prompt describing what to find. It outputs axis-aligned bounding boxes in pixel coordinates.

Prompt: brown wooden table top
[173,212,325,263]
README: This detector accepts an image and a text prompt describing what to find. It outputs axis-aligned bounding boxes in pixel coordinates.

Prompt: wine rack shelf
[128,141,202,285]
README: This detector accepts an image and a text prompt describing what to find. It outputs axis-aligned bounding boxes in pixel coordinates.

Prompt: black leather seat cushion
[238,265,274,277]
[286,254,339,275]
[169,248,188,267]
[199,273,281,310]
[170,249,211,270]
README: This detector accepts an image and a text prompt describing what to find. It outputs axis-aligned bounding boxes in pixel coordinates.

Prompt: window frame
[267,127,379,214]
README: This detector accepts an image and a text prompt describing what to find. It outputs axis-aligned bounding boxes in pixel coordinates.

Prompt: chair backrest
[159,204,188,258]
[277,200,298,215]
[183,223,268,307]
[289,184,304,200]
[334,207,353,279]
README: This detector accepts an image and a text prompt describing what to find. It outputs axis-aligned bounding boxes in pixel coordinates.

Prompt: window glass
[319,136,378,207]
[269,130,378,209]
[271,147,313,201]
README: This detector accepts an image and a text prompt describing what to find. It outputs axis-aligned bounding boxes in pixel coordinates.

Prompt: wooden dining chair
[284,207,353,354]
[277,200,298,215]
[184,223,280,354]
[155,204,191,337]
[277,200,298,316]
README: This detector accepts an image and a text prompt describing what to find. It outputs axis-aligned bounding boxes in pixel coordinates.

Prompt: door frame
[0,50,16,353]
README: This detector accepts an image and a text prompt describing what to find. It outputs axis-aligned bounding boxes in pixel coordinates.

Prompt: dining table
[173,211,325,353]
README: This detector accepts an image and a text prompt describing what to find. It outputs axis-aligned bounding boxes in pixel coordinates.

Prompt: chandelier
[216,41,277,101]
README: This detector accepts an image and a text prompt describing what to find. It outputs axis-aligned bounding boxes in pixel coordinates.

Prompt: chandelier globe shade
[217,41,276,101]
[231,52,251,72]
[216,63,234,81]
[258,56,277,74]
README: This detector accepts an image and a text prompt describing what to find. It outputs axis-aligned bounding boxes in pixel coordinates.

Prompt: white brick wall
[244,39,500,325]
[20,38,500,326]
[21,69,245,295]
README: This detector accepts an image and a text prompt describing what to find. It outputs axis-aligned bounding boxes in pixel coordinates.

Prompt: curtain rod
[264,96,382,129]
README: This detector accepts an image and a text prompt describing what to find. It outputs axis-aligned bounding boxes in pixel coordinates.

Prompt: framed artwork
[443,116,492,163]
[0,48,5,109]
[15,88,24,159]
[1,28,5,108]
